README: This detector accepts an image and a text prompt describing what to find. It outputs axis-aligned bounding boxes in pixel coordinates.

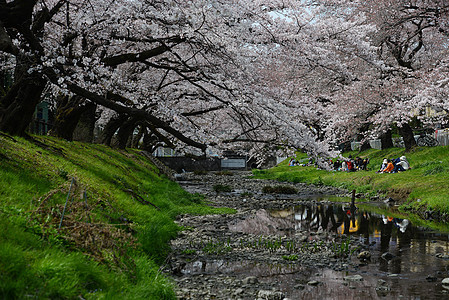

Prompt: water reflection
[229,201,449,279]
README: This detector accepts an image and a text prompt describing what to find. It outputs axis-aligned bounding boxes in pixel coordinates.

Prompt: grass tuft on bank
[253,146,449,215]
[0,134,233,299]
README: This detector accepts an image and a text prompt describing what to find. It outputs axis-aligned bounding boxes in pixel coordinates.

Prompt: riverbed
[165,171,449,300]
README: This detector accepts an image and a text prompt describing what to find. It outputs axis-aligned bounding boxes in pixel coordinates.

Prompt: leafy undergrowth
[0,134,233,299]
[253,146,449,216]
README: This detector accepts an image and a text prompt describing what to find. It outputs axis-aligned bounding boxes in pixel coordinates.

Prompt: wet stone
[257,290,285,300]
[242,276,258,285]
[344,275,364,282]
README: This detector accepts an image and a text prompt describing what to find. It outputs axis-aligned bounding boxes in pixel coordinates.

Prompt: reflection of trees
[358,213,370,245]
[294,204,345,233]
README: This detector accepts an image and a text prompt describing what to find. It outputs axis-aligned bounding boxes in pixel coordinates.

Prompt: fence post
[59,178,75,229]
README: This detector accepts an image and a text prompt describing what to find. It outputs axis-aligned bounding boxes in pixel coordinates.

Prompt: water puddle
[179,196,449,299]
[227,199,449,299]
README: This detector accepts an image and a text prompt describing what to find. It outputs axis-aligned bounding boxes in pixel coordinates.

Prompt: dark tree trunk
[359,142,371,152]
[99,114,128,146]
[0,73,46,136]
[116,116,141,149]
[380,130,394,149]
[142,131,161,152]
[357,123,372,152]
[48,95,93,141]
[132,124,145,148]
[398,123,416,151]
[73,102,97,143]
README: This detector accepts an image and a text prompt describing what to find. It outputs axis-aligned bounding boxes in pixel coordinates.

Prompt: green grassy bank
[0,134,232,299]
[253,146,449,218]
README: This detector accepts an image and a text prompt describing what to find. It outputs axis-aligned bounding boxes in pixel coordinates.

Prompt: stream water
[174,176,449,299]
[238,200,449,299]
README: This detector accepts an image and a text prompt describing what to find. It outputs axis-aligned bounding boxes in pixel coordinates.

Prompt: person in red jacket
[346,159,355,172]
[380,159,394,173]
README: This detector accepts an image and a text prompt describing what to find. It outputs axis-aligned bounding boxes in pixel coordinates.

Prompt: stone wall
[157,156,222,173]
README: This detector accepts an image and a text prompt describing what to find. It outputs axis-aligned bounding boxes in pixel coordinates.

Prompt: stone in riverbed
[242,276,258,285]
[257,289,285,300]
[307,280,320,286]
[381,252,395,260]
[344,274,364,282]
[357,251,371,260]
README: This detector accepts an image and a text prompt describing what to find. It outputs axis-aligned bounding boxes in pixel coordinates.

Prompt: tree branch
[64,82,207,152]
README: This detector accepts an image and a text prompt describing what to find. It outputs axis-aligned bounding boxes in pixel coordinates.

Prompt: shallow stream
[172,175,449,299]
[232,200,449,299]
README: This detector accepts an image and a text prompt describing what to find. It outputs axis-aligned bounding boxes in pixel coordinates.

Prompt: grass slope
[253,146,449,216]
[0,134,233,299]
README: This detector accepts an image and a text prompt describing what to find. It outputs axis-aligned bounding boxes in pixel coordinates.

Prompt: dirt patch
[31,179,136,265]
[387,187,412,203]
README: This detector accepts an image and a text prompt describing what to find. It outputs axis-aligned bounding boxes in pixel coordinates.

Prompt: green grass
[253,146,449,215]
[0,134,234,299]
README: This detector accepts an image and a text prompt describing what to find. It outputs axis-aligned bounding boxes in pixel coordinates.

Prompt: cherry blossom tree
[322,0,449,151]
[1,0,405,162]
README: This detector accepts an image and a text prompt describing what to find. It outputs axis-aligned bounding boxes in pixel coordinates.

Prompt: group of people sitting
[332,156,369,172]
[376,156,410,173]
[289,154,410,174]
[288,157,313,167]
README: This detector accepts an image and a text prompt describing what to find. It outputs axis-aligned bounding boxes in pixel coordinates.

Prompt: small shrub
[202,240,232,255]
[241,191,253,197]
[291,176,305,183]
[215,170,233,176]
[58,169,69,180]
[282,254,298,261]
[181,249,197,255]
[262,185,297,194]
[252,169,267,176]
[312,176,324,186]
[213,184,232,193]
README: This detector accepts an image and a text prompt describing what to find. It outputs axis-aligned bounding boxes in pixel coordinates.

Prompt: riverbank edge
[252,146,449,223]
[0,134,233,299]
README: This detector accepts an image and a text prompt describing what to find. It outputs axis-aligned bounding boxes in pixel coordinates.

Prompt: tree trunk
[398,123,416,151]
[116,116,141,149]
[142,131,161,153]
[359,142,371,152]
[132,124,145,148]
[73,102,97,143]
[0,73,46,136]
[98,114,128,146]
[380,130,394,149]
[357,123,372,152]
[48,95,93,141]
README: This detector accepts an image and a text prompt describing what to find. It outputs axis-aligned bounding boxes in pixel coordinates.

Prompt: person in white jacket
[392,156,410,173]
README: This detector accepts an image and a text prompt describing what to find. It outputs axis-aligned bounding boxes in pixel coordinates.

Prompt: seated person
[392,156,410,173]
[333,160,341,171]
[361,157,369,170]
[354,157,363,170]
[288,158,297,166]
[380,159,394,173]
[341,160,348,172]
[376,158,388,173]
[347,159,356,172]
